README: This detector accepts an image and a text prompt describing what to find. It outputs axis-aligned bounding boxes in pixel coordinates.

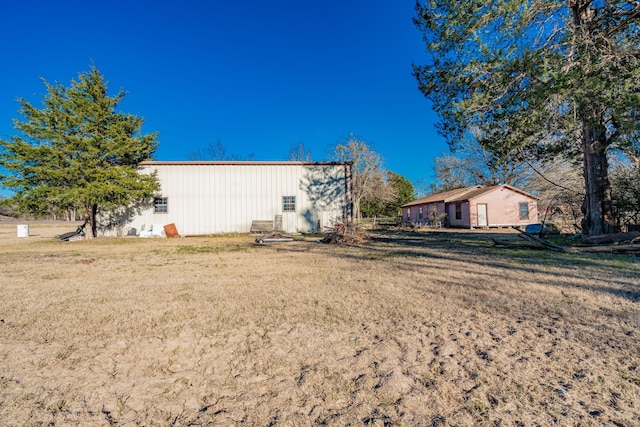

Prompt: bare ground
[0,222,638,426]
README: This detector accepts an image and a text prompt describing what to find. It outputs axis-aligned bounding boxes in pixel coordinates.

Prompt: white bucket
[17,224,29,238]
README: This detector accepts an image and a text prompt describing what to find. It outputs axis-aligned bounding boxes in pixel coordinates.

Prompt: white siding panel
[108,163,348,236]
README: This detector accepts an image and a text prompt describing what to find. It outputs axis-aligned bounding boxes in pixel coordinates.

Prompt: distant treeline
[0,197,19,218]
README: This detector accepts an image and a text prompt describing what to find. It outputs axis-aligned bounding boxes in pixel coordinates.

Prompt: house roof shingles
[402,185,482,208]
[403,184,537,208]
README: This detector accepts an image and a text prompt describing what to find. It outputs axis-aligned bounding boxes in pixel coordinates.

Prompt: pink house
[402,185,538,228]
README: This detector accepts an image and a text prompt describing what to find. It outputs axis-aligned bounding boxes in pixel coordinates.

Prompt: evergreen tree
[0,66,159,238]
[384,172,416,217]
[413,0,640,235]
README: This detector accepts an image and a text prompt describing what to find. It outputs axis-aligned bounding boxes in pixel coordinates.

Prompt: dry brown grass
[0,221,638,426]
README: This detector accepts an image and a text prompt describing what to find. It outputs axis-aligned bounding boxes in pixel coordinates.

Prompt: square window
[154,197,168,214]
[283,196,296,212]
[519,202,529,220]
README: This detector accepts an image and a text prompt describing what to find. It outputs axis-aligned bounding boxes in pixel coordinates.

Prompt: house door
[477,204,488,227]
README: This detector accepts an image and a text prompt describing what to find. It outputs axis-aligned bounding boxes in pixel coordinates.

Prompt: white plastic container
[17,224,29,237]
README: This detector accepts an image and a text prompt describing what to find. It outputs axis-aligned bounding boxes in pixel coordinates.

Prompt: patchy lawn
[0,223,638,426]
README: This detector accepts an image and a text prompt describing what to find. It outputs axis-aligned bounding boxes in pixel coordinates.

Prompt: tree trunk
[83,204,98,239]
[353,197,362,224]
[581,125,615,236]
[91,204,98,238]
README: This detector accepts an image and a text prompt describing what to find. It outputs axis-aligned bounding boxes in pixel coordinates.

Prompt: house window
[283,196,296,212]
[154,197,168,214]
[406,208,411,219]
[519,202,529,220]
[455,203,462,220]
[418,207,423,220]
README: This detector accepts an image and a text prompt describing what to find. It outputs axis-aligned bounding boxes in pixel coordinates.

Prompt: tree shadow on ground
[310,229,640,303]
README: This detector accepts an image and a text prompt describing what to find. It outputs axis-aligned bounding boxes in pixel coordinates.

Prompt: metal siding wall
[230,167,239,231]
[259,166,267,216]
[282,166,293,232]
[174,166,184,231]
[187,166,196,232]
[246,167,254,228]
[291,166,302,231]
[120,163,347,235]
[182,166,193,233]
[202,167,210,233]
[297,165,308,231]
[293,165,304,231]
[222,166,230,232]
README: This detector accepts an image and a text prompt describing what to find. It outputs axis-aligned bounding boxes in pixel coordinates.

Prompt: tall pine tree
[413,0,640,236]
[0,66,159,238]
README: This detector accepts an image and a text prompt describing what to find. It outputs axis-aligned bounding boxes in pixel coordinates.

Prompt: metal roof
[402,186,483,207]
[403,184,538,208]
[139,161,351,166]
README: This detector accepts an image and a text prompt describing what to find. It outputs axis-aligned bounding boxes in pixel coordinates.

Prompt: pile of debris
[319,222,369,245]
[375,218,416,231]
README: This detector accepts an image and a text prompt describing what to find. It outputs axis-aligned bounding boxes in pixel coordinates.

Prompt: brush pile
[319,222,369,244]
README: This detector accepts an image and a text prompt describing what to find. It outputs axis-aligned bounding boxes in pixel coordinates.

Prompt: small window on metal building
[283,196,296,212]
[519,202,529,220]
[418,207,423,220]
[455,203,462,220]
[154,197,168,214]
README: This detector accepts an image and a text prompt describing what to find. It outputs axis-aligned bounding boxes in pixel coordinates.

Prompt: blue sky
[0,0,448,197]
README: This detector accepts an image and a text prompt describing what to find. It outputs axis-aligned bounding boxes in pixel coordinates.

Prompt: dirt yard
[0,221,638,426]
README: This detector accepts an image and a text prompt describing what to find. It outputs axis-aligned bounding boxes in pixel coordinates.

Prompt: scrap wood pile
[374,218,416,230]
[493,228,640,254]
[319,222,369,244]
[388,218,416,229]
[397,218,417,229]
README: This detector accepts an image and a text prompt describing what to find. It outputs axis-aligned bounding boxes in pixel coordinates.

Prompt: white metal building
[109,161,352,236]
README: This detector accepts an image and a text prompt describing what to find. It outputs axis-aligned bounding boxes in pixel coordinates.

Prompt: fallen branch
[512,227,566,252]
[508,227,640,254]
[566,244,640,254]
[582,231,640,245]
